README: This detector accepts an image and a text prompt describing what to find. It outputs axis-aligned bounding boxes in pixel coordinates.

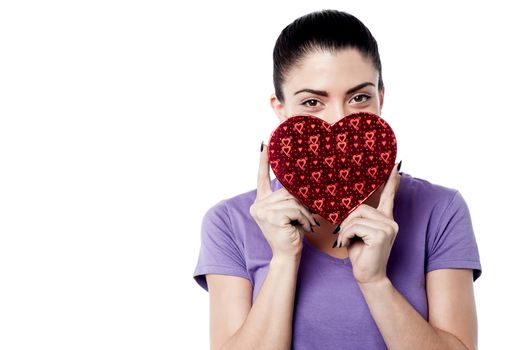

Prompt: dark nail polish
[314,218,321,226]
[397,160,402,172]
[332,224,340,234]
[260,140,264,152]
[332,239,338,248]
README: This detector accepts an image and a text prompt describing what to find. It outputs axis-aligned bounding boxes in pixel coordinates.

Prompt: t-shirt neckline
[302,235,351,265]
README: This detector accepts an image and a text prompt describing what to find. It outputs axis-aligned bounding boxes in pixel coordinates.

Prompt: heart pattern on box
[267,111,397,225]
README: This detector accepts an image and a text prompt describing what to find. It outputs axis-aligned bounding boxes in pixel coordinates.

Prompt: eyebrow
[293,82,376,97]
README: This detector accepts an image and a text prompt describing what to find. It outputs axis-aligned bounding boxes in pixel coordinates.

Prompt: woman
[193,9,481,350]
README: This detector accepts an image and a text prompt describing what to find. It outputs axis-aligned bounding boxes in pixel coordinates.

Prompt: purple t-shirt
[193,172,482,349]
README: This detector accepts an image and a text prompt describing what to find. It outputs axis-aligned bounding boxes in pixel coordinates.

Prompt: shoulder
[202,179,278,236]
[396,172,477,254]
[398,173,481,280]
[205,178,283,225]
[396,171,462,216]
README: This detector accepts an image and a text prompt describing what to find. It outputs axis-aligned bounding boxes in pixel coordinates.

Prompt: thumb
[377,161,401,218]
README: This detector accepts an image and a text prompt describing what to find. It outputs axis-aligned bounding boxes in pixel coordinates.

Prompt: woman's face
[270,48,384,125]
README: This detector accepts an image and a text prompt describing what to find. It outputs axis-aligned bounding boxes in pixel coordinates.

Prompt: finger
[282,197,318,228]
[340,203,391,229]
[280,208,313,233]
[377,161,401,217]
[338,223,378,248]
[270,187,296,201]
[258,187,296,205]
[256,142,272,200]
[267,199,316,230]
[341,217,389,233]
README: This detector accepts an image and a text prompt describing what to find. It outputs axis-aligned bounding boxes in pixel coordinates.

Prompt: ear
[270,93,287,122]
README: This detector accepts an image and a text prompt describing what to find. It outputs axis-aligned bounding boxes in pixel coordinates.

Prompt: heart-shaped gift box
[267,111,397,225]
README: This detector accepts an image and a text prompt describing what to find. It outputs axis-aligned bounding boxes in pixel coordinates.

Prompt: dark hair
[272,9,383,103]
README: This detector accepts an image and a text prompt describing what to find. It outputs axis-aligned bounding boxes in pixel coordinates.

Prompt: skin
[206,48,478,350]
[271,47,387,257]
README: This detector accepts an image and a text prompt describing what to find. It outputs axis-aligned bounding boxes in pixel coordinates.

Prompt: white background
[1,0,524,348]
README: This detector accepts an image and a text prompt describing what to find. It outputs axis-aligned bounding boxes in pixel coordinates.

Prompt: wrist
[270,255,301,268]
[357,276,392,292]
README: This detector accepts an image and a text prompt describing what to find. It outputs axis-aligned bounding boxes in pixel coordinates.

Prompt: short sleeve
[426,190,482,281]
[192,199,251,292]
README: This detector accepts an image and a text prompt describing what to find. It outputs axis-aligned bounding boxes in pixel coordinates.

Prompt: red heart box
[267,111,397,225]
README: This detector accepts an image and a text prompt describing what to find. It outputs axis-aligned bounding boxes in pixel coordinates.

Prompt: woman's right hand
[249,142,319,260]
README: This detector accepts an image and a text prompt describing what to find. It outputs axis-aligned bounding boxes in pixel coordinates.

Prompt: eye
[301,99,322,107]
[350,94,371,104]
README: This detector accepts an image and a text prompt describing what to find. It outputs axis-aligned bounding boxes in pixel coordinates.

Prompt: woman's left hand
[336,162,401,284]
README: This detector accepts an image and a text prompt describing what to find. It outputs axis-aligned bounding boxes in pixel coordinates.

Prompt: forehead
[283,48,378,92]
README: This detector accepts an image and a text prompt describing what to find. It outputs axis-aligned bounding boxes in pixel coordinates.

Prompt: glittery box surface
[267,111,397,225]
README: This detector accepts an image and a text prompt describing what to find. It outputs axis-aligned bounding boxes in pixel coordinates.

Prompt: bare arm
[206,143,313,350]
[357,268,477,350]
[207,256,300,350]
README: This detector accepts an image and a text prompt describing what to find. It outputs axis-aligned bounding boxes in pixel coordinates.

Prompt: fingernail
[339,241,342,248]
[260,140,264,152]
[332,224,340,234]
[332,239,338,248]
[314,218,321,226]
[397,160,402,172]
